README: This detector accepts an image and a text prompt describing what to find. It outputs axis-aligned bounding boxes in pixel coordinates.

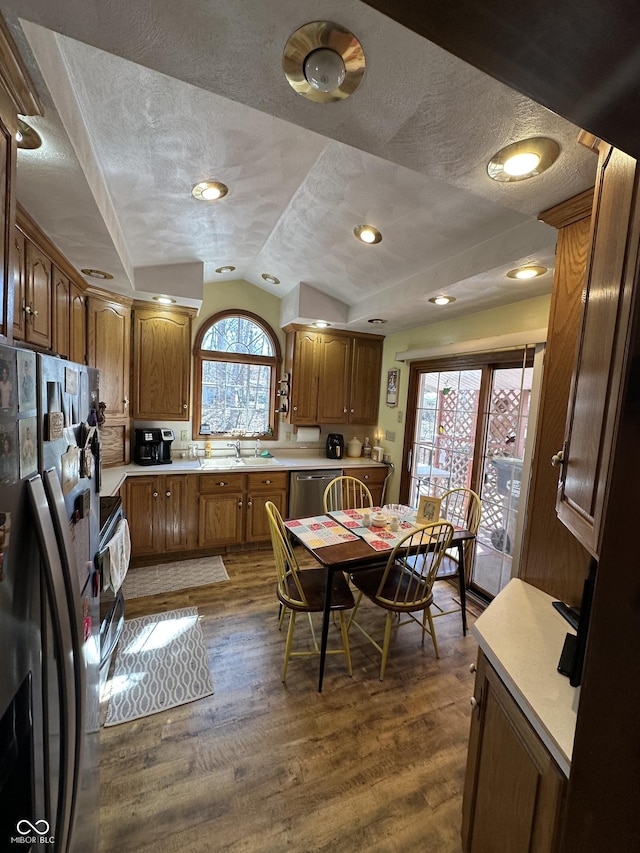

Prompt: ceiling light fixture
[81,268,113,280]
[215,265,236,274]
[368,318,387,325]
[506,265,548,280]
[429,296,456,306]
[261,273,280,285]
[313,321,331,328]
[283,21,365,103]
[16,118,42,150]
[487,137,560,182]
[153,295,176,305]
[354,224,382,244]
[191,181,228,201]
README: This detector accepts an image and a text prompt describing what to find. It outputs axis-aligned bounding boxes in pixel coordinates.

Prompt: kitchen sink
[198,456,281,469]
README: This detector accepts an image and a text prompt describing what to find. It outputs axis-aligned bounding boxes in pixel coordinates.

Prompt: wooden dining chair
[265,501,354,682]
[437,487,482,576]
[323,475,374,513]
[347,520,454,680]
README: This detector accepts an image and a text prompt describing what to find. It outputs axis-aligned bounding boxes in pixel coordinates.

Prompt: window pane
[201,359,271,433]
[201,316,274,356]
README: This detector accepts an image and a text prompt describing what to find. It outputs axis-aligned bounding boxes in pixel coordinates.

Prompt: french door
[401,351,534,599]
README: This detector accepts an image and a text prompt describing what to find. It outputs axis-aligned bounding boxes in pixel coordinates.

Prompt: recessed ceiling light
[191,181,228,201]
[81,268,113,280]
[283,21,365,103]
[313,321,331,328]
[487,137,559,182]
[429,296,456,306]
[354,224,382,244]
[16,118,42,150]
[261,273,280,285]
[215,265,236,274]
[506,265,548,280]
[368,318,387,325]
[153,295,176,305]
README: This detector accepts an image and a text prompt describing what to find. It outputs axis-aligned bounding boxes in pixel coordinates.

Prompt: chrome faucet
[227,439,241,459]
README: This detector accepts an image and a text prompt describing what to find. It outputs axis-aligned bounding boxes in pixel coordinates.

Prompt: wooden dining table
[285,512,475,692]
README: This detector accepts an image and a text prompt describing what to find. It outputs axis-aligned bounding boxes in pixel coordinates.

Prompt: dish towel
[105,518,131,593]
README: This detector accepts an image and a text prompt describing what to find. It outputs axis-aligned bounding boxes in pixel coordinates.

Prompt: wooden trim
[282,322,384,342]
[0,15,42,118]
[132,299,196,318]
[194,308,282,360]
[538,189,595,229]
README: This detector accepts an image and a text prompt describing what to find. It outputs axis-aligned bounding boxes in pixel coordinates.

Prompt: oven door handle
[99,590,125,669]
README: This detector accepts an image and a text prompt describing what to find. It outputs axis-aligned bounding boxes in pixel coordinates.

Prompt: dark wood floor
[99,547,480,852]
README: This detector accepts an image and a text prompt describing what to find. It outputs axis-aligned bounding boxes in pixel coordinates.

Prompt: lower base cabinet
[126,470,288,558]
[342,466,388,506]
[462,651,567,853]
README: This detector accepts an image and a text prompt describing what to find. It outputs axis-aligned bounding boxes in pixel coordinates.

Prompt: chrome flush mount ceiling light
[16,118,42,150]
[487,137,560,182]
[354,224,382,244]
[429,296,456,305]
[191,181,228,201]
[506,264,548,280]
[215,265,236,274]
[261,273,280,285]
[283,21,365,103]
[81,268,113,280]
[153,295,176,305]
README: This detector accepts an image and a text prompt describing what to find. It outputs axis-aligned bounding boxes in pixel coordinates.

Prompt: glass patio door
[404,352,534,600]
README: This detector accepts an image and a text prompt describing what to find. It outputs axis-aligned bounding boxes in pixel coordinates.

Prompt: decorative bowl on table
[383,504,413,518]
[371,512,387,527]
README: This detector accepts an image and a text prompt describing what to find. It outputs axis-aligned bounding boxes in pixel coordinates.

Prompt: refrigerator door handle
[28,475,77,853]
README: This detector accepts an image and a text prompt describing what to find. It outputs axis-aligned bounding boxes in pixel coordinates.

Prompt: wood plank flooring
[99,547,480,852]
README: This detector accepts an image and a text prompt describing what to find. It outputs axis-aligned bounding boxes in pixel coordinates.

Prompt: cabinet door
[12,226,26,341]
[132,308,192,420]
[317,333,351,423]
[289,330,319,424]
[342,466,387,507]
[246,472,289,542]
[70,283,86,365]
[52,265,71,358]
[164,474,197,552]
[462,652,566,853]
[87,297,131,421]
[25,239,52,348]
[199,492,243,547]
[349,336,383,424]
[556,145,640,556]
[124,476,162,556]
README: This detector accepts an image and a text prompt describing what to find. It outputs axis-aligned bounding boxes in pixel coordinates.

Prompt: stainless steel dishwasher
[289,470,342,517]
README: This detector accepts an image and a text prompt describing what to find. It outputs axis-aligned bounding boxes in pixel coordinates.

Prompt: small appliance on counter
[326,433,344,459]
[133,428,175,465]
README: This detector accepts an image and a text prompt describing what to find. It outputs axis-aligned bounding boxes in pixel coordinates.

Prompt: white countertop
[101,453,387,497]
[472,578,579,777]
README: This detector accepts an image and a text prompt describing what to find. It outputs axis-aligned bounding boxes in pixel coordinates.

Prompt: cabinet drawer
[199,473,245,493]
[342,466,387,487]
[247,471,288,491]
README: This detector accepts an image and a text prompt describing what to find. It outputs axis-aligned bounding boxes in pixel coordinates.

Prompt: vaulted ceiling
[3,1,597,333]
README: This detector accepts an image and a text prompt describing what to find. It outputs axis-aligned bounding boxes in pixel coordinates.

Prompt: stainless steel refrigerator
[0,345,100,852]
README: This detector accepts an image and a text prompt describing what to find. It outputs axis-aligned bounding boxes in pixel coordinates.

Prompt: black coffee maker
[326,433,344,459]
[134,428,175,465]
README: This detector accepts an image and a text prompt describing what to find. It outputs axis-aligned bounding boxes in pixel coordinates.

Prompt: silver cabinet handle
[218,481,227,487]
[238,500,243,508]
[363,475,369,480]
[183,403,188,409]
[551,449,565,466]
[350,408,354,413]
[166,491,171,497]
[293,406,297,411]
[152,491,158,498]
[469,663,477,673]
[344,407,348,413]
[264,479,271,484]
[470,697,480,710]
[247,500,252,508]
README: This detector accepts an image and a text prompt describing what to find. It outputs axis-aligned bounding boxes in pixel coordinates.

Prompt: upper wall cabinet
[12,230,52,349]
[131,304,195,420]
[284,326,384,426]
[556,143,640,557]
[87,292,131,421]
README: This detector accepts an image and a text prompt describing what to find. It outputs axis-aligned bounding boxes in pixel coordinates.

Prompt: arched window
[193,310,281,439]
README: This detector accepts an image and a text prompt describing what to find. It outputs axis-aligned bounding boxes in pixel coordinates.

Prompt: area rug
[104,607,214,726]
[123,555,229,599]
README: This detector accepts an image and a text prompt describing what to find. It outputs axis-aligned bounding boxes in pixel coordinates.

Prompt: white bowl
[371,513,387,527]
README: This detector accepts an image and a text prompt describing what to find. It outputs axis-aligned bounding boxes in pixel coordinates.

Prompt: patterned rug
[104,607,214,726]
[123,555,229,599]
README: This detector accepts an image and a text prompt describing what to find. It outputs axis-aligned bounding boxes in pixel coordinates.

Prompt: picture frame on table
[386,368,399,407]
[417,494,442,524]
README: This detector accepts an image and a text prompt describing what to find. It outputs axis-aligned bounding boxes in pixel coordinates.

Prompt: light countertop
[472,578,579,777]
[101,453,388,497]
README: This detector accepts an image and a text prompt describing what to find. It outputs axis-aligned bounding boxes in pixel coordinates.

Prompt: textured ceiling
[3,0,597,333]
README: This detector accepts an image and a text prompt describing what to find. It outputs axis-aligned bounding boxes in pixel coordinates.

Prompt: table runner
[284,515,359,548]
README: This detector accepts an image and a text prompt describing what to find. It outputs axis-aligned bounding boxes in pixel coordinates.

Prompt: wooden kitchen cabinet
[198,473,245,547]
[246,471,288,542]
[125,473,197,557]
[70,281,87,364]
[462,651,566,853]
[342,466,388,506]
[131,303,195,420]
[556,143,640,557]
[285,325,384,426]
[13,232,52,348]
[87,291,132,466]
[52,264,71,358]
